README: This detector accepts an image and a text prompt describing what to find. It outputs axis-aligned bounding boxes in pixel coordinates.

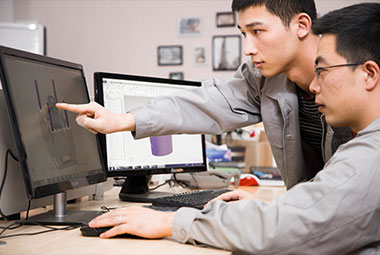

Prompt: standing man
[88,3,380,254]
[57,0,354,190]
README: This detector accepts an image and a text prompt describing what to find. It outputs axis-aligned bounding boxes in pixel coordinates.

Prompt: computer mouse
[80,223,142,238]
[238,174,259,186]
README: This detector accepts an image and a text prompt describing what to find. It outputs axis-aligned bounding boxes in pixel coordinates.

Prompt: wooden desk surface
[0,185,286,254]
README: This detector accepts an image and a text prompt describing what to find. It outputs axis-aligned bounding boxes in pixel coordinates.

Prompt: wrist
[163,212,176,237]
[117,112,136,132]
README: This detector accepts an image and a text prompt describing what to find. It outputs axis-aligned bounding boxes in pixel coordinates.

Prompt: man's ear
[362,61,380,91]
[293,13,312,39]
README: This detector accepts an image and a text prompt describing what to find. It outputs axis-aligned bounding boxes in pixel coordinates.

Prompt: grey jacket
[131,61,352,188]
[172,117,380,254]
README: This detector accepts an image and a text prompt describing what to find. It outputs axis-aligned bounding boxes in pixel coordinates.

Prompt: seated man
[58,3,380,254]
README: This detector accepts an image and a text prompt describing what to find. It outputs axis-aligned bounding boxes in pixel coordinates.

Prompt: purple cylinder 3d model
[150,135,173,156]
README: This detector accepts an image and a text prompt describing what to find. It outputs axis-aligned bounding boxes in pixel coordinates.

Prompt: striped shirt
[296,86,323,157]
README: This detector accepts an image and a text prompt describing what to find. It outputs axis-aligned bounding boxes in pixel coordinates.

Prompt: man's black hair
[231,0,317,26]
[312,3,380,67]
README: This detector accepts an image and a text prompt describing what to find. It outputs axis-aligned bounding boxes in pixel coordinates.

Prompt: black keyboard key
[144,205,179,212]
[152,188,231,209]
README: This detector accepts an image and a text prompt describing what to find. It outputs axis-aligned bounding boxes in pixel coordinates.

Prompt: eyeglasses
[315,62,364,78]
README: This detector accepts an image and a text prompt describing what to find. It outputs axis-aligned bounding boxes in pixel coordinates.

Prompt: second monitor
[0,46,107,225]
[94,72,207,202]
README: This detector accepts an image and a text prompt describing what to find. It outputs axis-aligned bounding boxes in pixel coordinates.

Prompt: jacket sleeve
[172,135,380,254]
[130,61,263,139]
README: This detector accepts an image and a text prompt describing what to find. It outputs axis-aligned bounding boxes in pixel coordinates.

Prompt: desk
[0,185,286,254]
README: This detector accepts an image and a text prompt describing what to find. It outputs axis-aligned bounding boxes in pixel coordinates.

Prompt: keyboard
[144,205,180,212]
[152,188,231,210]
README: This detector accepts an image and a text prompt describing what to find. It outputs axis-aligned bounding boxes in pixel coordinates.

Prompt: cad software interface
[102,77,204,172]
[3,54,104,190]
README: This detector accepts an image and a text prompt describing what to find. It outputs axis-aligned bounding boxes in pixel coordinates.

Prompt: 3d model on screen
[149,135,173,156]
[36,79,77,169]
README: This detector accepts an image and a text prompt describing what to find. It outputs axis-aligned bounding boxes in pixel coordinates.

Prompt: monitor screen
[94,72,207,201]
[0,46,107,200]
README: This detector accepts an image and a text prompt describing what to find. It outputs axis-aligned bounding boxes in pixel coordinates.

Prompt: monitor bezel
[94,71,208,178]
[0,46,107,198]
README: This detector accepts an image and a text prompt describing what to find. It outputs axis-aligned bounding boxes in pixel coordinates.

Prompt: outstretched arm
[56,101,136,134]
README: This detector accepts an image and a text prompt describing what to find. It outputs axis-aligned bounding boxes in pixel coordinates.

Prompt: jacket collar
[357,116,380,136]
[260,73,294,101]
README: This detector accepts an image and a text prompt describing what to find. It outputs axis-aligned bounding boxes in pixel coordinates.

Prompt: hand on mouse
[204,189,255,208]
[88,206,176,239]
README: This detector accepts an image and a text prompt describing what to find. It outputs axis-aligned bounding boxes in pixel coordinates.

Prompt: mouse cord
[0,222,79,239]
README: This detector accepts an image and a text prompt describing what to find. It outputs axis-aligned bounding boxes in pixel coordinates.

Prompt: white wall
[12,0,239,97]
[0,0,13,21]
[315,0,379,15]
[8,0,380,97]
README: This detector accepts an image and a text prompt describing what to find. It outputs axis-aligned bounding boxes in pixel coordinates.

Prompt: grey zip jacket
[171,116,380,254]
[131,61,352,189]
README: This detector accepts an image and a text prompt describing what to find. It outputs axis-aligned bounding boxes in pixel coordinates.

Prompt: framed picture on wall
[212,35,241,71]
[193,46,207,65]
[177,17,201,36]
[157,45,183,66]
[216,12,236,27]
[169,72,184,80]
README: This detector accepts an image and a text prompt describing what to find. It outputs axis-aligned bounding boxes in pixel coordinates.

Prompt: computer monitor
[94,72,207,202]
[0,46,107,225]
[0,89,112,220]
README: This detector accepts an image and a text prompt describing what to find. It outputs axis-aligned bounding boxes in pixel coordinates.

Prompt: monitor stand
[119,175,172,203]
[18,192,102,226]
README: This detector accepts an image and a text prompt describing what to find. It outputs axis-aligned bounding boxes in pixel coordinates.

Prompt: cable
[0,222,23,237]
[0,221,80,239]
[0,149,19,221]
[25,199,31,221]
[0,204,110,239]
[149,174,196,191]
[171,174,190,188]
[149,179,173,191]
[0,150,94,239]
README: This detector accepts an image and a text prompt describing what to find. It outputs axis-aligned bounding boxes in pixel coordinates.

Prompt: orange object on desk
[233,174,259,186]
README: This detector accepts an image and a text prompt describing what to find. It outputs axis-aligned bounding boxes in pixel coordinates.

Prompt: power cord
[0,149,19,220]
[0,221,80,239]
[171,173,192,189]
[24,199,31,222]
[0,149,104,240]
[0,203,113,239]
[0,149,74,239]
[149,178,176,191]
[149,174,192,191]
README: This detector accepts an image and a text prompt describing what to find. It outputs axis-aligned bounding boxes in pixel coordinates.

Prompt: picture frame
[157,45,183,66]
[169,72,184,80]
[193,46,207,65]
[177,17,201,36]
[216,12,236,27]
[212,35,241,71]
